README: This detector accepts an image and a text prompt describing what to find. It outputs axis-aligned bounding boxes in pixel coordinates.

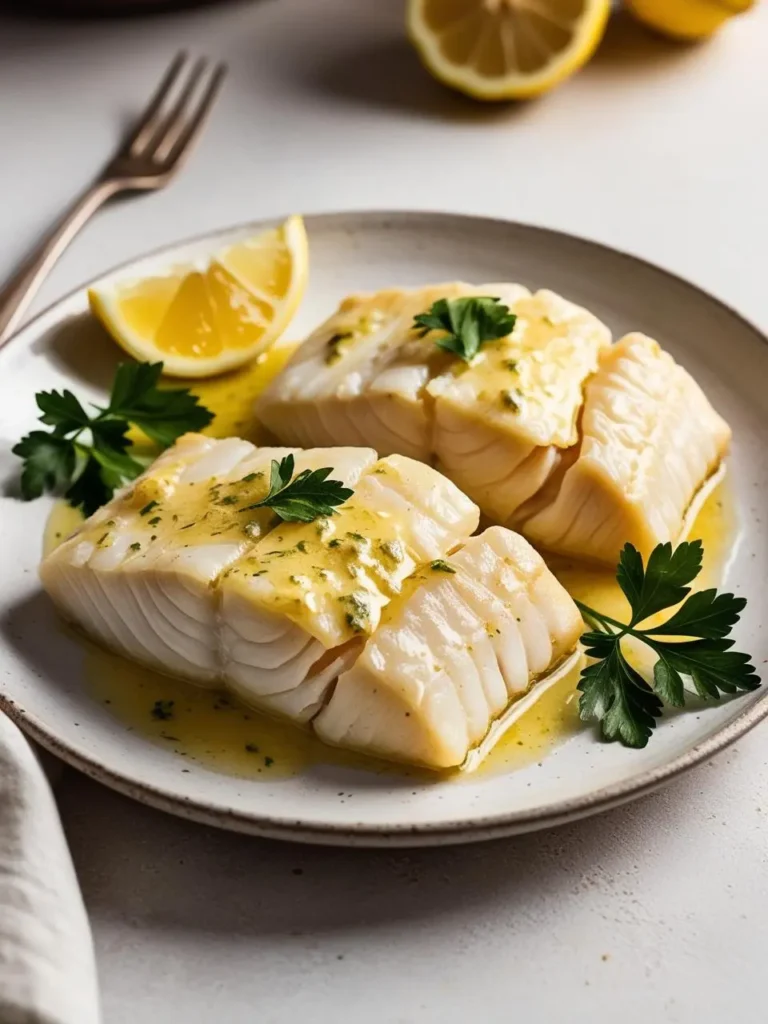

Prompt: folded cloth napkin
[0,713,100,1024]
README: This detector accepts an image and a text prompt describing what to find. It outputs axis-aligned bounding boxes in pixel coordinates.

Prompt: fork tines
[123,52,228,169]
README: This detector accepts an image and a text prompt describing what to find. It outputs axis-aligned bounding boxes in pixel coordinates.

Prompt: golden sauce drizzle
[42,343,738,782]
[190,343,298,441]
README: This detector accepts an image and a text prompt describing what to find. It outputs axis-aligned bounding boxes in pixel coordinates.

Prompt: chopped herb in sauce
[139,500,159,516]
[217,494,239,506]
[151,699,174,721]
[430,559,456,574]
[341,591,371,632]
[379,539,405,563]
[325,331,354,365]
[241,472,263,483]
[129,542,141,552]
[148,516,161,527]
[328,538,342,549]
[500,389,521,411]
[245,743,260,753]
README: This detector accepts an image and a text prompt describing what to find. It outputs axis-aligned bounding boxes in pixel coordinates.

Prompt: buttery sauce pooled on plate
[43,344,737,781]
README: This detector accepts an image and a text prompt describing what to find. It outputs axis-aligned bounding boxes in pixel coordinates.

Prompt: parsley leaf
[576,541,760,748]
[13,431,76,500]
[240,453,354,523]
[412,296,516,363]
[617,540,703,624]
[36,390,91,434]
[12,361,214,516]
[107,361,212,446]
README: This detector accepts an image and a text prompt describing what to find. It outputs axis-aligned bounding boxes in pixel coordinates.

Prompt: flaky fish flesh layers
[40,437,582,769]
[315,527,583,769]
[41,435,476,723]
[40,434,377,685]
[256,281,611,526]
[521,334,732,563]
[257,286,731,564]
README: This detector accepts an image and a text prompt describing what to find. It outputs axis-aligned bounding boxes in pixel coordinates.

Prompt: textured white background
[1,2,768,1021]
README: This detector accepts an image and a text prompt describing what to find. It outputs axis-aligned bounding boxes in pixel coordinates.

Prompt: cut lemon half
[89,215,308,378]
[407,0,610,101]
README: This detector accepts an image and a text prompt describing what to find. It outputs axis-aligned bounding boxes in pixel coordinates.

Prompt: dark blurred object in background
[0,0,227,14]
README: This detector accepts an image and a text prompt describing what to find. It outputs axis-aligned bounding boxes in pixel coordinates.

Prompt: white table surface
[2,2,768,1021]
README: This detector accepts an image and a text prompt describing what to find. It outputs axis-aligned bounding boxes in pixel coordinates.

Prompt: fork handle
[0,178,121,347]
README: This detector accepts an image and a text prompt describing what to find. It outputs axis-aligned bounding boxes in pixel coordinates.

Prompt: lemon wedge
[406,0,610,101]
[89,215,308,378]
[626,0,754,40]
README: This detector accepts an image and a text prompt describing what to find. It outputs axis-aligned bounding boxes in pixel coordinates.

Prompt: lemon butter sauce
[41,348,737,782]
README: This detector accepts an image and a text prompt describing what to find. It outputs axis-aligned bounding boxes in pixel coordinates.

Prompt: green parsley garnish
[430,559,456,574]
[129,542,141,552]
[576,541,759,748]
[12,361,213,516]
[240,454,353,523]
[412,296,516,363]
[139,500,159,516]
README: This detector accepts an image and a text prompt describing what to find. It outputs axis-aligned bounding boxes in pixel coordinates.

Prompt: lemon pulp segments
[89,215,308,378]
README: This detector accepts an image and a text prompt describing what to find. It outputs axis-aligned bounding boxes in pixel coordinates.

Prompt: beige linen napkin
[0,713,100,1024]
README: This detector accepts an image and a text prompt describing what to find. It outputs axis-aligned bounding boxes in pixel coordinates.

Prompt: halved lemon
[407,0,610,101]
[626,0,754,40]
[89,215,308,378]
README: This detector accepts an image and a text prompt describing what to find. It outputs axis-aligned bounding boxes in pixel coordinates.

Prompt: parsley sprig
[576,540,759,748]
[13,362,213,516]
[412,296,516,363]
[241,453,353,523]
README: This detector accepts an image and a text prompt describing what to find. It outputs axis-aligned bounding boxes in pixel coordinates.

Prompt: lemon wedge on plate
[89,215,308,378]
[407,0,610,101]
[626,0,754,40]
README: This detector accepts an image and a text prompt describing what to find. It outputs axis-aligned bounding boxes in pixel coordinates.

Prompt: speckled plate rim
[1,209,767,848]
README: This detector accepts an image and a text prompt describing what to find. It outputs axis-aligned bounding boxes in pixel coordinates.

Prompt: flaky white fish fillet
[218,452,480,720]
[40,435,375,684]
[40,437,481,730]
[314,527,583,769]
[257,286,732,565]
[256,282,532,462]
[521,334,732,564]
[428,289,611,524]
[256,283,611,525]
[40,437,584,769]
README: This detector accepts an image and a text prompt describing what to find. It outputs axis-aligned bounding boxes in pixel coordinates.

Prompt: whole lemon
[626,0,755,40]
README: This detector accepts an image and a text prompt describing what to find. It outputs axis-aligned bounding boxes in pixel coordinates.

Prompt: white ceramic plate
[1,211,766,847]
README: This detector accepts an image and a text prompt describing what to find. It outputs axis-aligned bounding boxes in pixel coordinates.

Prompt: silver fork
[0,52,227,347]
